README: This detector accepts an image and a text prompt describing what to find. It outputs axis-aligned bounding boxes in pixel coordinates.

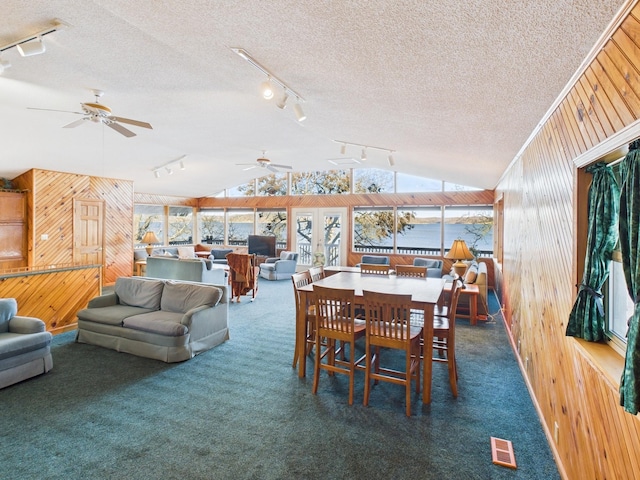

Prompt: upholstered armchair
[412,257,444,278]
[259,251,299,280]
[0,298,53,389]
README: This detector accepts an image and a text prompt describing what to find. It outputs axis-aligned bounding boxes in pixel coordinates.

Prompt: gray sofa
[412,257,444,278]
[0,298,53,389]
[145,256,227,284]
[76,277,229,363]
[210,248,234,264]
[259,251,299,280]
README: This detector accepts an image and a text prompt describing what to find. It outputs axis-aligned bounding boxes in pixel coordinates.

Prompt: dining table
[295,271,446,404]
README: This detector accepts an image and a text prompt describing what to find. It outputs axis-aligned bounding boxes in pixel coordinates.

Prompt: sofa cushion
[160,281,223,314]
[413,258,441,269]
[77,305,156,325]
[0,298,18,333]
[115,277,164,310]
[122,312,188,336]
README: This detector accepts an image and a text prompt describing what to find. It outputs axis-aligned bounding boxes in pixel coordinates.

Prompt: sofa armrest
[9,316,46,334]
[265,257,278,263]
[273,259,297,272]
[87,292,118,308]
[181,303,229,340]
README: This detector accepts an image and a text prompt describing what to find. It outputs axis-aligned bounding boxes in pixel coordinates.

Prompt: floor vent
[491,437,517,469]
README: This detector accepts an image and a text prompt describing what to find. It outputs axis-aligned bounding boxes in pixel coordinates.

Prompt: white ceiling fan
[28,89,153,138]
[237,151,293,173]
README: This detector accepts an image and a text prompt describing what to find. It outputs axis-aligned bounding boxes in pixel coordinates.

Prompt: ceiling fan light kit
[231,47,306,122]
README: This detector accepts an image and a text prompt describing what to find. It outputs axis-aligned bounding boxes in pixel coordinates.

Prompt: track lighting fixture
[231,47,307,121]
[0,19,68,59]
[152,155,187,178]
[335,140,396,166]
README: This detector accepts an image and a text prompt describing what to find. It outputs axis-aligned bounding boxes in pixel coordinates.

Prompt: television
[248,235,276,257]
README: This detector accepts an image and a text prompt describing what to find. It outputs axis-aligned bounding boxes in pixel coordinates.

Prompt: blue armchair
[356,255,390,267]
[259,251,299,280]
[413,257,443,278]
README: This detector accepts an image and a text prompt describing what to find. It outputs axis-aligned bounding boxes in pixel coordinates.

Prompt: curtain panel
[619,141,640,415]
[566,163,619,341]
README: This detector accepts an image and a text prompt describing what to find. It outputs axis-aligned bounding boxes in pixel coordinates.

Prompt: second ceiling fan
[237,152,292,173]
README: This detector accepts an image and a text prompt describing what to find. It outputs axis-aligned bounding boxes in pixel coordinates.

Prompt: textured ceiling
[0,0,626,197]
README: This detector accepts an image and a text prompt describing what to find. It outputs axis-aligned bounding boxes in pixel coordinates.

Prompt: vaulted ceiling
[0,1,626,198]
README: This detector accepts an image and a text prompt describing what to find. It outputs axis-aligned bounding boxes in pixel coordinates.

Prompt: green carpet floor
[0,279,559,479]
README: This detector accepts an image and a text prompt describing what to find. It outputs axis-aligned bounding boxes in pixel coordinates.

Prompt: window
[134,205,164,246]
[227,209,253,246]
[257,209,287,249]
[228,180,255,197]
[256,174,288,196]
[443,206,493,257]
[291,170,350,195]
[198,209,225,245]
[607,250,632,351]
[353,168,394,193]
[168,206,193,244]
[396,173,442,192]
[396,207,441,255]
[353,207,394,254]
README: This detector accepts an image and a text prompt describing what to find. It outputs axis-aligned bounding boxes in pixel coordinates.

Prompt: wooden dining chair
[361,290,422,416]
[308,265,325,282]
[291,270,314,369]
[395,264,428,278]
[226,253,259,302]
[433,278,463,397]
[360,263,391,275]
[312,285,366,405]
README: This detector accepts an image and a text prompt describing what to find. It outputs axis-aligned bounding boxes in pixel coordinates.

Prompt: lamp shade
[141,231,160,255]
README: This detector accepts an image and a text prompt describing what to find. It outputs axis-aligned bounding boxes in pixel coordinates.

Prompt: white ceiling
[0,1,626,198]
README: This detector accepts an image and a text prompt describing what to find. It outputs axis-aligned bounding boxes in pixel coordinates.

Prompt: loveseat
[0,298,53,389]
[76,277,229,363]
[145,256,227,284]
[259,251,299,280]
[209,248,234,264]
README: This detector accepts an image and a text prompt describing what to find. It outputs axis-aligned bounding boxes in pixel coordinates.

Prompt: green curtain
[566,162,619,341]
[619,141,640,415]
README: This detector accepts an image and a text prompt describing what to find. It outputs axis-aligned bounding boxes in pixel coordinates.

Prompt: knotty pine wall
[496,3,640,479]
[12,169,134,286]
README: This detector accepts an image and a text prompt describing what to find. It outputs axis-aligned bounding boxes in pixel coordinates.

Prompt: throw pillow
[178,246,195,259]
[464,266,478,284]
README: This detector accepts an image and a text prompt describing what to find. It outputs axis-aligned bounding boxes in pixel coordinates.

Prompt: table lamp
[141,231,160,256]
[445,239,474,278]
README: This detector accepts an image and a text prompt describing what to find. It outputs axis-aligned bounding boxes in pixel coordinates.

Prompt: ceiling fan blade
[271,163,292,170]
[110,116,153,129]
[63,118,88,128]
[107,122,136,137]
[28,107,85,115]
[267,165,279,173]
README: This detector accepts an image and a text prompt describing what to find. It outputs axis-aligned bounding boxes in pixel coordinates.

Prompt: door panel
[74,199,104,266]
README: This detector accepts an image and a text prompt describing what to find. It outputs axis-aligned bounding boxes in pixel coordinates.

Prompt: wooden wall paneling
[497,5,640,478]
[0,191,27,270]
[92,176,134,285]
[0,265,101,333]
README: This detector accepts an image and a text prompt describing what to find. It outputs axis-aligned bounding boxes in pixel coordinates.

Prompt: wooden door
[74,199,104,266]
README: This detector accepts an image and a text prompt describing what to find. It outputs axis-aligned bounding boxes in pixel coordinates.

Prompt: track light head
[17,38,46,57]
[293,101,306,122]
[361,148,367,161]
[388,154,395,166]
[276,90,289,109]
[179,160,185,170]
[340,144,346,155]
[261,78,274,99]
[154,170,161,178]
[165,166,173,175]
